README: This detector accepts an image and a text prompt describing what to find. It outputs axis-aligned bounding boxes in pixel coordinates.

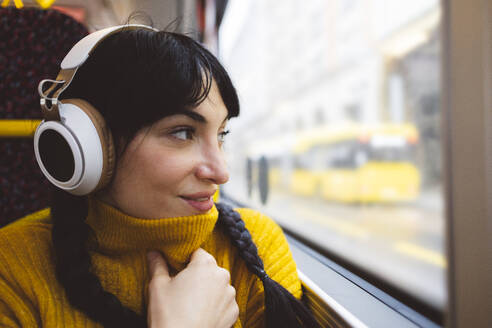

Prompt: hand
[146,248,239,328]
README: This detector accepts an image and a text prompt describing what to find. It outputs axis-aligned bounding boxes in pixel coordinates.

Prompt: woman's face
[97,84,230,219]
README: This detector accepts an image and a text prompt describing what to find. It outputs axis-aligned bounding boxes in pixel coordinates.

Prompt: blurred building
[217,0,441,188]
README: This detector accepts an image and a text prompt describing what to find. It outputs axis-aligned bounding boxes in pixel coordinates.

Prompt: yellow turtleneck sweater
[0,198,301,327]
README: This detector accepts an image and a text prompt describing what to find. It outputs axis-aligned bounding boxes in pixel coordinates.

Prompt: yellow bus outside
[290,123,361,200]
[290,123,420,204]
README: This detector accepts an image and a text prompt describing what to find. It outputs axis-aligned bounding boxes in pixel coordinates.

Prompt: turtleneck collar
[86,197,219,271]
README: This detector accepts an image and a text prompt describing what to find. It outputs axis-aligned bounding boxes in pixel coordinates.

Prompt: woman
[0,25,319,327]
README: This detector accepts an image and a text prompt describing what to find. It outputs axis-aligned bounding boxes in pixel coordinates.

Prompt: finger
[147,251,171,281]
[189,248,216,264]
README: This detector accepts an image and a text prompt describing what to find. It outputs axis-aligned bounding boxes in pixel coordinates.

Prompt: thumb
[147,251,171,282]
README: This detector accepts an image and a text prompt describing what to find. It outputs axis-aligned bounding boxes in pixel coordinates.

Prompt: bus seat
[0,7,88,226]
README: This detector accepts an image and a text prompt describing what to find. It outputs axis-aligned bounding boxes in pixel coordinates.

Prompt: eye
[170,127,195,141]
[218,130,230,144]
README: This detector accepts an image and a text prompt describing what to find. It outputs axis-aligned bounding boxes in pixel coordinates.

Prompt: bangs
[133,30,239,121]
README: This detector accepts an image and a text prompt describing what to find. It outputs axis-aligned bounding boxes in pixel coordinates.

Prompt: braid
[216,203,320,328]
[51,188,146,328]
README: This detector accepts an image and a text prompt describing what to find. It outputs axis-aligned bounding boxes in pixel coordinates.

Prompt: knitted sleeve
[235,208,302,328]
[0,209,51,327]
[0,279,38,327]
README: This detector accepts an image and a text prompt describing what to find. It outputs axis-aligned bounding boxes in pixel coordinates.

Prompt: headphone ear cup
[61,99,115,191]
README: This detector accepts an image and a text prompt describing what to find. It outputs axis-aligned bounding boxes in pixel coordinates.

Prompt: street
[223,175,446,310]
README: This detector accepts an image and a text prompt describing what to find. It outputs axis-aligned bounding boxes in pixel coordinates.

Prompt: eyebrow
[180,111,228,125]
[182,111,207,123]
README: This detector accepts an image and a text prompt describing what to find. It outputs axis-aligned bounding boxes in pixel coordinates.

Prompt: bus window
[219,0,444,319]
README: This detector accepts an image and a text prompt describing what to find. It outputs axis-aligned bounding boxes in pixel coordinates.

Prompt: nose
[195,145,230,185]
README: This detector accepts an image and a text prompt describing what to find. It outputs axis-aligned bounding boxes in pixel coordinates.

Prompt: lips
[180,191,216,212]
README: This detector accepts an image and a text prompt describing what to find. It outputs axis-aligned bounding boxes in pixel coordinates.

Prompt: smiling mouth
[179,195,215,212]
[181,196,210,201]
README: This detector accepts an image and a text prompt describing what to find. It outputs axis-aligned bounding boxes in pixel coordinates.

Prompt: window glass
[219,0,444,310]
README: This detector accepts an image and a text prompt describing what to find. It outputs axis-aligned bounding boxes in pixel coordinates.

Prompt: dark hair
[60,27,239,144]
[51,28,319,327]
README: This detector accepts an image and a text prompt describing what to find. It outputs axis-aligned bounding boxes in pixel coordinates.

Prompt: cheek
[131,145,194,191]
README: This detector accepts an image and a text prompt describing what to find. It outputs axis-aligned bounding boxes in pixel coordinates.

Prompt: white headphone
[34,24,158,195]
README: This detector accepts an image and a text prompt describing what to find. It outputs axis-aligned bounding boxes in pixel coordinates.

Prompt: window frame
[441,0,492,327]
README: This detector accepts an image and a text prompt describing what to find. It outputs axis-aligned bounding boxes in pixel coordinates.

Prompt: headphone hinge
[38,68,78,121]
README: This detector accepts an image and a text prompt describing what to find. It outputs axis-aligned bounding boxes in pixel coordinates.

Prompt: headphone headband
[39,24,158,119]
[61,24,158,70]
